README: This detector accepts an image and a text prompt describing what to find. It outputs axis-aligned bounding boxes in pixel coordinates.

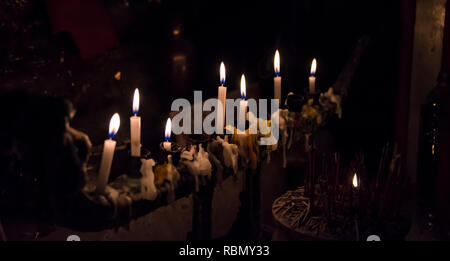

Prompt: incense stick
[354,218,359,241]
[0,219,7,241]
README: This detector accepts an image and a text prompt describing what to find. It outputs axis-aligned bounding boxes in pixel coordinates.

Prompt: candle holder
[187,134,211,149]
[160,141,182,165]
[306,91,320,102]
[126,147,151,193]
[285,92,305,113]
[214,124,233,141]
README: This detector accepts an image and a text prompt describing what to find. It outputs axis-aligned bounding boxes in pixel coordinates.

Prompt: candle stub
[163,141,172,151]
[163,118,172,151]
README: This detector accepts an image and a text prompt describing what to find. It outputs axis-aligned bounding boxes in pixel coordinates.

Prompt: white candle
[96,113,121,194]
[217,62,227,134]
[163,118,172,151]
[309,58,317,94]
[274,50,281,102]
[238,74,247,132]
[130,88,141,156]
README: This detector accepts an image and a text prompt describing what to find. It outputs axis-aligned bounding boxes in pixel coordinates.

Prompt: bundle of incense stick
[0,219,6,241]
[375,143,404,219]
[303,142,405,224]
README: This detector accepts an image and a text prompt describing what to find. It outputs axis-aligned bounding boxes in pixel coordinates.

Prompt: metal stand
[0,219,7,241]
[245,165,261,239]
[229,164,262,239]
[192,178,213,240]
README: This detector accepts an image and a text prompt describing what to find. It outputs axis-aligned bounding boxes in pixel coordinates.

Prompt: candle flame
[274,50,280,76]
[108,113,120,139]
[240,74,246,99]
[164,118,172,141]
[352,173,358,188]
[132,88,140,115]
[220,62,226,85]
[310,58,317,76]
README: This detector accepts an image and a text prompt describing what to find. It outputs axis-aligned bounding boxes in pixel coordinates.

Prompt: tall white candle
[96,113,121,194]
[217,62,227,134]
[274,50,281,102]
[309,58,317,94]
[130,88,141,156]
[163,118,172,151]
[238,74,247,133]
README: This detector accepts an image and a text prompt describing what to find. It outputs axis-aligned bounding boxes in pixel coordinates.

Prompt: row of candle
[95,51,319,194]
[217,51,318,129]
[96,89,142,194]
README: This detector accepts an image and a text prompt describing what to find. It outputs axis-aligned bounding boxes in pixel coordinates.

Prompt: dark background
[0,0,401,170]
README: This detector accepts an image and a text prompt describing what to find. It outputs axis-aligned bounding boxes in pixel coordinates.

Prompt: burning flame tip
[311,58,317,75]
[240,74,246,99]
[220,62,226,84]
[165,118,172,141]
[274,50,280,75]
[352,173,358,188]
[108,113,121,138]
[133,88,140,115]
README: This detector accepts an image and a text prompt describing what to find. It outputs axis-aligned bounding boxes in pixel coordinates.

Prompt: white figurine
[217,136,239,173]
[166,155,180,202]
[140,158,157,201]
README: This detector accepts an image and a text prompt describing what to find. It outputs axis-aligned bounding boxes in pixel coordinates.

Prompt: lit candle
[309,58,317,94]
[238,74,247,132]
[274,50,281,102]
[352,172,360,210]
[130,88,141,157]
[163,118,172,151]
[96,113,121,194]
[352,173,359,188]
[217,62,227,133]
